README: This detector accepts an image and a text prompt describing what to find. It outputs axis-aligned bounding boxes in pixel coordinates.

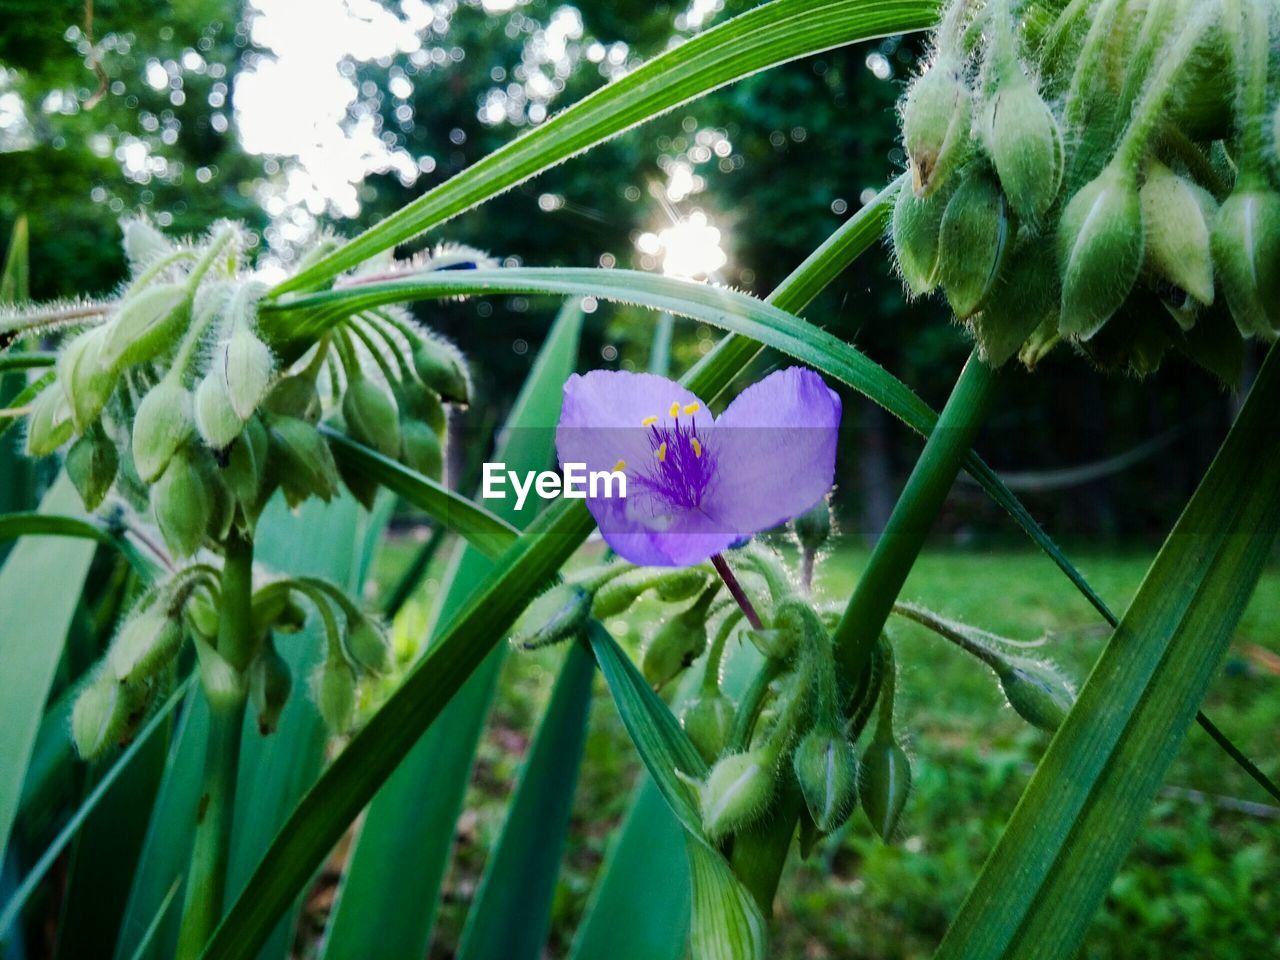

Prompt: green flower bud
[133,379,194,483]
[185,586,219,641]
[511,584,592,649]
[66,422,118,511]
[903,54,974,197]
[938,167,1015,319]
[1057,164,1144,339]
[275,595,308,634]
[752,598,825,662]
[345,615,391,676]
[101,282,188,368]
[860,738,911,842]
[995,657,1075,732]
[982,69,1063,228]
[152,449,213,557]
[680,691,736,763]
[397,379,446,435]
[250,640,293,735]
[1140,161,1216,324]
[342,377,401,459]
[224,415,269,514]
[224,323,275,420]
[399,419,443,480]
[641,586,716,689]
[195,370,243,450]
[266,414,340,506]
[412,336,470,405]
[314,657,357,733]
[652,567,711,602]
[892,183,948,297]
[71,677,126,759]
[698,749,776,842]
[793,498,831,552]
[25,385,74,457]
[591,567,659,617]
[121,216,174,269]
[1211,186,1280,336]
[970,235,1059,366]
[793,729,859,833]
[56,326,116,432]
[250,587,289,636]
[194,636,245,711]
[109,609,183,683]
[264,375,321,423]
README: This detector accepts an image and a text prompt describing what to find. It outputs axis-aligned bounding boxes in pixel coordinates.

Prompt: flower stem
[710,553,763,631]
[175,530,255,960]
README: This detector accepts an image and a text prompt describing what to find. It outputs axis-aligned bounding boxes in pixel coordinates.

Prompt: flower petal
[590,494,739,566]
[704,367,841,534]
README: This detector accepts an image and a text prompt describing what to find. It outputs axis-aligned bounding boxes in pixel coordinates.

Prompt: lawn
[364,535,1280,960]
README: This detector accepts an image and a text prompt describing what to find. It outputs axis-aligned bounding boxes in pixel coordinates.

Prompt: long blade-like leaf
[322,428,518,558]
[1,215,29,305]
[935,343,1280,960]
[320,300,584,960]
[0,475,98,866]
[0,512,156,577]
[265,0,937,298]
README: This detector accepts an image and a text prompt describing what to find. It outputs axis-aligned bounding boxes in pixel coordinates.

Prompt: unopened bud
[250,640,293,735]
[793,498,831,552]
[224,323,275,420]
[652,567,710,602]
[133,379,194,483]
[511,584,592,649]
[860,738,911,841]
[110,608,183,683]
[1211,186,1280,336]
[225,415,268,514]
[342,377,401,459]
[185,586,219,640]
[314,657,357,733]
[399,419,443,480]
[982,69,1063,228]
[152,449,213,557]
[264,375,321,423]
[680,691,735,763]
[995,657,1074,732]
[892,181,948,296]
[66,423,118,511]
[101,283,188,368]
[195,370,243,450]
[345,614,391,676]
[698,749,776,842]
[752,598,825,661]
[25,385,74,457]
[794,729,859,833]
[970,235,1059,366]
[938,167,1015,319]
[1141,161,1216,324]
[397,379,446,435]
[1057,164,1144,339]
[412,336,470,405]
[57,326,117,432]
[71,677,125,759]
[902,54,974,197]
[121,216,173,269]
[641,587,716,688]
[266,414,340,505]
[194,636,245,710]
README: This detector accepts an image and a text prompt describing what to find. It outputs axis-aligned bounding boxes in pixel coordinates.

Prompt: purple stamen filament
[632,404,716,510]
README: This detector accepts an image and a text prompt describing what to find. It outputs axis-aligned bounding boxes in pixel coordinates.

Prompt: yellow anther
[669,402,681,418]
[655,442,668,463]
[691,438,703,458]
[613,459,626,472]
[641,415,658,427]
[683,402,701,415]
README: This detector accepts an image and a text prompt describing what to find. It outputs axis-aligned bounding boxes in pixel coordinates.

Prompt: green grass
[360,535,1280,960]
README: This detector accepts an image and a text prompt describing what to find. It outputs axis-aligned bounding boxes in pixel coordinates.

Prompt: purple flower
[556,367,841,566]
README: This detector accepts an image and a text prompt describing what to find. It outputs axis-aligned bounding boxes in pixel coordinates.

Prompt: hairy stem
[175,530,254,960]
[710,553,764,630]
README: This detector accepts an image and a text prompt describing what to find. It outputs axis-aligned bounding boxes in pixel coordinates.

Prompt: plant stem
[175,530,254,960]
[710,553,763,630]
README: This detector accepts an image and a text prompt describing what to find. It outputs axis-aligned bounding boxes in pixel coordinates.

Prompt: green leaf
[1,215,29,305]
[320,299,584,960]
[0,352,55,374]
[935,342,1280,960]
[0,512,156,577]
[322,427,518,559]
[265,0,938,298]
[126,879,182,960]
[455,642,595,960]
[0,474,98,867]
[586,622,767,960]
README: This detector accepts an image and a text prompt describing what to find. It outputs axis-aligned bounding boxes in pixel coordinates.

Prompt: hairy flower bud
[195,636,245,711]
[185,586,219,640]
[224,323,275,421]
[753,598,826,662]
[225,415,269,514]
[970,235,1059,366]
[345,615,392,676]
[343,377,401,459]
[66,423,118,511]
[511,584,592,649]
[1140,161,1216,325]
[101,282,188,368]
[1057,164,1144,339]
[195,370,243,450]
[121,216,174,269]
[982,69,1063,228]
[793,498,831,552]
[681,690,736,764]
[892,182,948,296]
[25,385,74,457]
[314,657,357,733]
[133,379,194,483]
[995,657,1075,732]
[412,337,470,405]
[1211,186,1280,336]
[641,586,716,688]
[110,608,183,683]
[793,729,859,833]
[264,375,321,423]
[399,419,444,480]
[653,567,711,602]
[938,168,1015,319]
[397,378,446,435]
[860,738,911,841]
[698,749,776,842]
[250,640,293,735]
[57,326,117,432]
[152,449,213,557]
[902,54,973,197]
[266,414,340,506]
[71,677,127,759]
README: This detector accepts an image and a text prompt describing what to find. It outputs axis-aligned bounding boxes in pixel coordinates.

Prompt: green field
[365,538,1280,960]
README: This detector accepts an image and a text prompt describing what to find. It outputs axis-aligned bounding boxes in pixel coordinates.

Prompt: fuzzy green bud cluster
[891,0,1275,381]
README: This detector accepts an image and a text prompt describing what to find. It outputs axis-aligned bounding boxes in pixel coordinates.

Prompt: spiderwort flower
[556,367,841,566]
